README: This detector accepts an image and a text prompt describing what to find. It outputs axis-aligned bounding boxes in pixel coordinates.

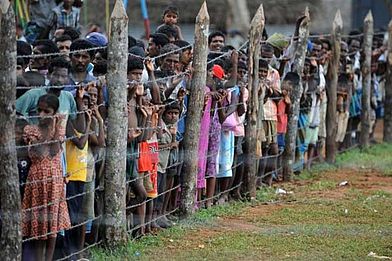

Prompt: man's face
[71,51,91,73]
[180,49,193,65]
[161,53,180,75]
[148,38,159,57]
[163,11,178,26]
[30,45,49,70]
[258,67,268,79]
[49,67,69,87]
[340,43,348,59]
[57,40,72,61]
[349,40,360,54]
[311,44,322,58]
[209,36,224,52]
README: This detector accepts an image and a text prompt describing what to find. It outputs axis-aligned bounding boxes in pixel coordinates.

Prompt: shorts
[81,180,95,221]
[126,142,138,180]
[166,148,179,177]
[263,120,277,146]
[305,126,319,146]
[277,133,285,150]
[138,141,158,198]
[66,181,85,225]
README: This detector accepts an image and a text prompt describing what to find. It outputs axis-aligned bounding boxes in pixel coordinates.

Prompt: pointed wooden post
[103,0,128,246]
[179,2,209,217]
[244,4,265,200]
[0,4,22,260]
[325,10,343,163]
[282,8,310,181]
[360,11,374,149]
[383,20,392,143]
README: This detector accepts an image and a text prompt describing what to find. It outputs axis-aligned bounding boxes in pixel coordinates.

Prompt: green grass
[90,144,392,260]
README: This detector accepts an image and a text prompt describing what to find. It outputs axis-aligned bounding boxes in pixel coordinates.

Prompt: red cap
[212,64,224,80]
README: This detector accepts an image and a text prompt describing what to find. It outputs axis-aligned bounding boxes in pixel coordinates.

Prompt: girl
[22,94,70,261]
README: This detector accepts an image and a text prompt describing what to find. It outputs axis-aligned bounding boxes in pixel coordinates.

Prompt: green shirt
[16,88,77,124]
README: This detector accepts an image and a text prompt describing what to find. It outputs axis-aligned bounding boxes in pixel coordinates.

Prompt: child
[22,94,70,261]
[64,90,92,257]
[156,6,183,40]
[155,100,181,228]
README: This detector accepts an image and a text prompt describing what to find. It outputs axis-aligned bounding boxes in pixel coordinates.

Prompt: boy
[156,6,183,41]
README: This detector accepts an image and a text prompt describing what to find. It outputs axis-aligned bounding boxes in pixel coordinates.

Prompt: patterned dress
[22,121,70,240]
[205,103,221,179]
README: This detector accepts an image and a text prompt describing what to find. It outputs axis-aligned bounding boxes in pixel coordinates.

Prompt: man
[29,40,60,83]
[173,40,193,71]
[148,33,170,58]
[66,39,97,92]
[48,0,81,39]
[208,31,225,52]
[55,34,73,62]
[16,57,84,126]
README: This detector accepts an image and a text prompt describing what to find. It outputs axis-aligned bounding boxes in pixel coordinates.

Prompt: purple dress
[205,102,221,179]
[197,87,211,189]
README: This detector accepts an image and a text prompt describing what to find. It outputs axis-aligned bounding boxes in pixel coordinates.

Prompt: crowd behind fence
[0,1,391,260]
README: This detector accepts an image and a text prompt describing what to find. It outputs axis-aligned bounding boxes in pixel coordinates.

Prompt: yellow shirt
[66,130,88,182]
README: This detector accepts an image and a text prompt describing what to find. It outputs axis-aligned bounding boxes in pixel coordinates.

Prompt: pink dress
[197,87,211,189]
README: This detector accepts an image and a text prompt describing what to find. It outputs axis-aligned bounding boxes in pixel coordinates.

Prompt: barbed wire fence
[0,1,391,261]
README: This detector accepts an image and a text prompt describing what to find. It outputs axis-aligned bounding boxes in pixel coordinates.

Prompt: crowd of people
[6,1,388,260]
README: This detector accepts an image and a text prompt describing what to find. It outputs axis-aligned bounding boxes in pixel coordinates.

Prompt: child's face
[127,69,143,83]
[87,86,98,106]
[163,108,180,124]
[258,67,268,80]
[37,101,55,125]
[281,81,293,96]
[163,11,178,26]
[82,97,89,110]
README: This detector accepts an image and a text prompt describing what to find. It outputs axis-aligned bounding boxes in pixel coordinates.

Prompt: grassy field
[91,143,392,260]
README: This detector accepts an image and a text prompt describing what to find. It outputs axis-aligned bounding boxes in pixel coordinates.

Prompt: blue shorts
[277,133,285,150]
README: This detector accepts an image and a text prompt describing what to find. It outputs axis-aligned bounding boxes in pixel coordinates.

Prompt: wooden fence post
[179,2,209,217]
[0,4,22,260]
[383,19,392,143]
[282,8,310,181]
[244,4,265,200]
[360,11,374,149]
[326,10,343,163]
[104,0,128,246]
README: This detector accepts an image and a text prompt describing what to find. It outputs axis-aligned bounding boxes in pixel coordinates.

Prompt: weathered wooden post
[325,10,343,163]
[0,3,22,260]
[103,0,128,246]
[282,8,310,181]
[244,4,265,200]
[360,11,374,149]
[383,20,392,143]
[179,2,209,217]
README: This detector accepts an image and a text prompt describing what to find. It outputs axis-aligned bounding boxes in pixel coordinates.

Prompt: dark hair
[150,33,170,48]
[129,46,146,58]
[311,39,323,46]
[70,39,96,58]
[17,41,32,65]
[93,61,107,76]
[128,35,137,49]
[283,72,300,86]
[127,56,144,72]
[208,31,225,45]
[164,99,181,112]
[32,39,59,55]
[259,59,269,69]
[136,40,145,49]
[261,43,274,53]
[163,6,179,16]
[156,25,178,40]
[48,56,70,74]
[55,34,72,43]
[154,70,166,83]
[159,43,180,56]
[63,26,81,41]
[320,39,331,50]
[38,94,60,113]
[238,61,247,71]
[221,45,235,53]
[96,48,108,60]
[173,40,191,51]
